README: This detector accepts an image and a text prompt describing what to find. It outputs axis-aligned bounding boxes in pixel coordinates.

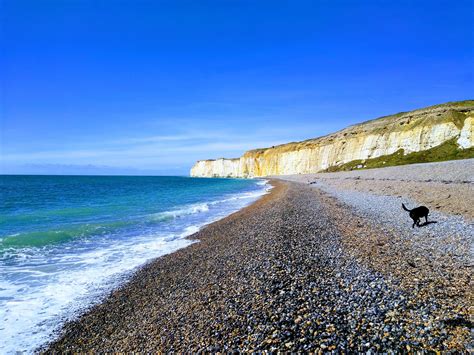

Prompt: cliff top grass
[196,157,240,162]
[352,99,474,126]
[323,138,474,172]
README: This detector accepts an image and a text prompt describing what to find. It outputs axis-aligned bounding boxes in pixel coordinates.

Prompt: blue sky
[1,0,472,175]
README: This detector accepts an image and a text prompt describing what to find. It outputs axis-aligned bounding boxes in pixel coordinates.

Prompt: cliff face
[190,101,474,178]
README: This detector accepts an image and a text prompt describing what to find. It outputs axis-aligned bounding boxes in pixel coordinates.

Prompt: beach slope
[47,166,472,352]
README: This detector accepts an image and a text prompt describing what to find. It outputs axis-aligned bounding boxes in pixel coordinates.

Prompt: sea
[0,175,270,353]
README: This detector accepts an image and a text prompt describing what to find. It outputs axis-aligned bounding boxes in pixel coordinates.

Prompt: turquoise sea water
[0,175,269,353]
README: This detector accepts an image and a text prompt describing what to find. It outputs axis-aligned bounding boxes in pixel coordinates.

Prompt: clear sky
[1,0,472,175]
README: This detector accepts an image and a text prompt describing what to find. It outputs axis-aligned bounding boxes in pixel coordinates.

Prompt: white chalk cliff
[191,101,474,178]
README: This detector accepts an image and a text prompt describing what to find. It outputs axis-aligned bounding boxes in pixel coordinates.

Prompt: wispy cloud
[1,121,335,174]
[2,139,284,162]
[2,130,289,168]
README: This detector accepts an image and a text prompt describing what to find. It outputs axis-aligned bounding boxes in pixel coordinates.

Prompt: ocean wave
[0,220,132,250]
[149,203,210,222]
[211,190,270,204]
[1,230,86,249]
[148,183,270,223]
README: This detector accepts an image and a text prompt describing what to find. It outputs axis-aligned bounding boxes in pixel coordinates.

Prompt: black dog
[402,203,429,228]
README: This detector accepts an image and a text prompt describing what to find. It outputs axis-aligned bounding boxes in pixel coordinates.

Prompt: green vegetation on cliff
[324,138,474,172]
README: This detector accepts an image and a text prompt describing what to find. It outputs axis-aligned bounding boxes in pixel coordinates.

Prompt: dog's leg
[425,215,428,223]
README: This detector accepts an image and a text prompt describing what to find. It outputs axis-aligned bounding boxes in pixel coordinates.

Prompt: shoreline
[43,180,286,352]
[36,180,276,352]
[0,177,271,354]
[45,176,471,352]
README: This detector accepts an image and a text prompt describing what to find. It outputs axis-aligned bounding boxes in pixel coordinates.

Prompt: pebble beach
[46,160,473,352]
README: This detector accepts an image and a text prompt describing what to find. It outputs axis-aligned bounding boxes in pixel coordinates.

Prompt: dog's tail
[402,203,411,212]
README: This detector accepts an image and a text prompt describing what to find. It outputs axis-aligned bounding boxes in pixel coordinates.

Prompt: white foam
[148,181,271,222]
[0,236,194,354]
[149,202,210,221]
[256,179,269,186]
